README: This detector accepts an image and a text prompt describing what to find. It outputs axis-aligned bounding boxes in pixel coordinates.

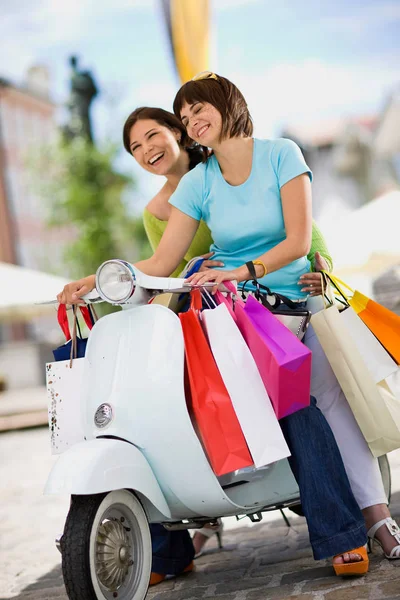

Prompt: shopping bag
[202,303,290,467]
[52,304,95,361]
[327,273,400,364]
[240,278,312,341]
[311,282,400,456]
[338,306,398,383]
[46,305,94,454]
[46,358,86,454]
[234,294,311,419]
[179,289,253,475]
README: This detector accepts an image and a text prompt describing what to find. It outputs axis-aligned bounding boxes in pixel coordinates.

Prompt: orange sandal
[149,561,194,586]
[333,546,369,577]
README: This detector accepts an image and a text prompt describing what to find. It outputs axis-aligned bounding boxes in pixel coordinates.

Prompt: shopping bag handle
[190,288,203,311]
[323,271,354,296]
[215,281,245,310]
[57,304,94,341]
[321,271,351,307]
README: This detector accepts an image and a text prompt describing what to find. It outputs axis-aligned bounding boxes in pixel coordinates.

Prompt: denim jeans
[150,297,367,573]
[280,396,366,559]
[151,524,194,575]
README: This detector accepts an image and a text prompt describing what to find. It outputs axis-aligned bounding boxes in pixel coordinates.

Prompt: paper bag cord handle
[322,271,350,306]
[324,272,354,295]
[69,306,78,367]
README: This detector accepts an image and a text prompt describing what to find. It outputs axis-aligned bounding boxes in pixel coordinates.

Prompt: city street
[0,426,399,600]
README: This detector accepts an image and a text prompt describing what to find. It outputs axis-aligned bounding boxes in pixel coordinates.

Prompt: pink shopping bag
[235,294,311,419]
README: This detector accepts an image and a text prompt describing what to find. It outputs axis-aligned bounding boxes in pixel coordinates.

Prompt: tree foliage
[31,137,151,278]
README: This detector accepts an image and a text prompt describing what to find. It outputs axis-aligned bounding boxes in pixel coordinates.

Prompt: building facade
[0,71,67,272]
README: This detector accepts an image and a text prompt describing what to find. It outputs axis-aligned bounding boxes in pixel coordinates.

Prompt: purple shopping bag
[235,295,311,419]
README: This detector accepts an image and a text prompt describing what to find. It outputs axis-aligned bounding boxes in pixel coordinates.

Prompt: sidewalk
[0,387,47,431]
[1,426,399,600]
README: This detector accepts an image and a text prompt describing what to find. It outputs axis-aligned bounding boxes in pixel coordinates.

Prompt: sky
[1,0,399,210]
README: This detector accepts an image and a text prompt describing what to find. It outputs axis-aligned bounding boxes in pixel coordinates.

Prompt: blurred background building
[0,68,66,388]
[0,67,58,269]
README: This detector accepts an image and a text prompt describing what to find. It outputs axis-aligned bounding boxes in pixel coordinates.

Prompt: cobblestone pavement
[1,428,400,600]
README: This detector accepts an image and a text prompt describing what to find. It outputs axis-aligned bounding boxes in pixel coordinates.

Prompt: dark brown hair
[122,106,207,169]
[173,75,253,141]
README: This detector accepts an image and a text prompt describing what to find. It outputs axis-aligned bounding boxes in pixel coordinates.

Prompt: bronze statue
[64,56,98,143]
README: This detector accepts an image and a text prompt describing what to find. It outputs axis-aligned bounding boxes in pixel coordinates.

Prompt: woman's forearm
[233,236,310,282]
[135,208,200,277]
[134,254,183,277]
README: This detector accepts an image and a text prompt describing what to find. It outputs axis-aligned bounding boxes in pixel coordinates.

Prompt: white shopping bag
[202,303,290,468]
[312,299,400,457]
[46,358,86,454]
[339,306,398,384]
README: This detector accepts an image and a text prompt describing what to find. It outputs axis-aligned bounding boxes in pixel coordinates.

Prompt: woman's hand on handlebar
[186,268,238,294]
[198,252,225,272]
[298,252,330,296]
[57,274,96,305]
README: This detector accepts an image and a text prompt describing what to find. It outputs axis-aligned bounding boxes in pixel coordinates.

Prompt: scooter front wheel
[61,490,152,600]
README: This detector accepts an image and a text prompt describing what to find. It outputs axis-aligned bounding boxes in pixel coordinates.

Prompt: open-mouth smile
[148,152,165,166]
[196,125,209,138]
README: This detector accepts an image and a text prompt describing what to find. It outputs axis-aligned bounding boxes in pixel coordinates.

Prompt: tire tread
[62,493,105,600]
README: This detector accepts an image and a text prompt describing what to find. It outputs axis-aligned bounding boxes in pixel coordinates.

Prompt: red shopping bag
[179,289,253,476]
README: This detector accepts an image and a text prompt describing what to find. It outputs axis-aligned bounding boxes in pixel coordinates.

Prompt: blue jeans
[150,298,367,573]
[280,397,366,559]
[151,524,195,575]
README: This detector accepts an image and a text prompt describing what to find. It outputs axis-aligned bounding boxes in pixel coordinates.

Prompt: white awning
[0,262,69,321]
[319,190,400,279]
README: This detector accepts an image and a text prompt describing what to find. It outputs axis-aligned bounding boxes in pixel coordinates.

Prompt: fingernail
[301,288,307,292]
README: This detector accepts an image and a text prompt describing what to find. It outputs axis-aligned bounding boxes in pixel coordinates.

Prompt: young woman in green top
[123,107,332,290]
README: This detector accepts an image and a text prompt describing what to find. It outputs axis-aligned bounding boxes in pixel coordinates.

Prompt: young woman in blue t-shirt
[58,73,400,578]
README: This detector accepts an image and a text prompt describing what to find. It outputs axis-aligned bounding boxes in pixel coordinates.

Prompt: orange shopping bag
[179,289,253,476]
[327,273,400,364]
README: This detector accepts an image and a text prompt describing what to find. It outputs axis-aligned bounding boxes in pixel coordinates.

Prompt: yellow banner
[171,0,210,83]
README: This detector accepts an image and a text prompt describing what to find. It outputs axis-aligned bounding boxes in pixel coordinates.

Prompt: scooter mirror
[96,259,135,304]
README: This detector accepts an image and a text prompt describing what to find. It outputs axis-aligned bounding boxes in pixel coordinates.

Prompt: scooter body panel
[79,305,297,518]
[44,438,172,519]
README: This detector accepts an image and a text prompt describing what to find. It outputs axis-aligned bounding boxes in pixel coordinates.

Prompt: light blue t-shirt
[169,138,312,300]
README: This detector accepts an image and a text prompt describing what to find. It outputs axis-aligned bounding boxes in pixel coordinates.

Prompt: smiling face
[180,101,223,148]
[129,119,182,175]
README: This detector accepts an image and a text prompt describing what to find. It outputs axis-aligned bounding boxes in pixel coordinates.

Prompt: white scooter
[44,259,391,600]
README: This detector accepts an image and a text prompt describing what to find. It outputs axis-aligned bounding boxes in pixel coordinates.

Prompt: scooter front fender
[44,438,171,520]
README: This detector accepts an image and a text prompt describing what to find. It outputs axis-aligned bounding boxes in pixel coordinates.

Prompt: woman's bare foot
[192,521,223,556]
[332,551,363,565]
[332,546,369,576]
[192,530,210,555]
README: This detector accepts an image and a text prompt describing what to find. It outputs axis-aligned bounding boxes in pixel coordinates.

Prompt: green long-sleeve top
[143,207,333,278]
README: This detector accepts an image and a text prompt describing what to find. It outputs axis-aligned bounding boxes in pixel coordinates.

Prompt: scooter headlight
[96,259,135,304]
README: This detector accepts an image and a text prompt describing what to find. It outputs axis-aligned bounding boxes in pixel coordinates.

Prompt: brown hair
[122,106,207,169]
[173,75,253,141]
